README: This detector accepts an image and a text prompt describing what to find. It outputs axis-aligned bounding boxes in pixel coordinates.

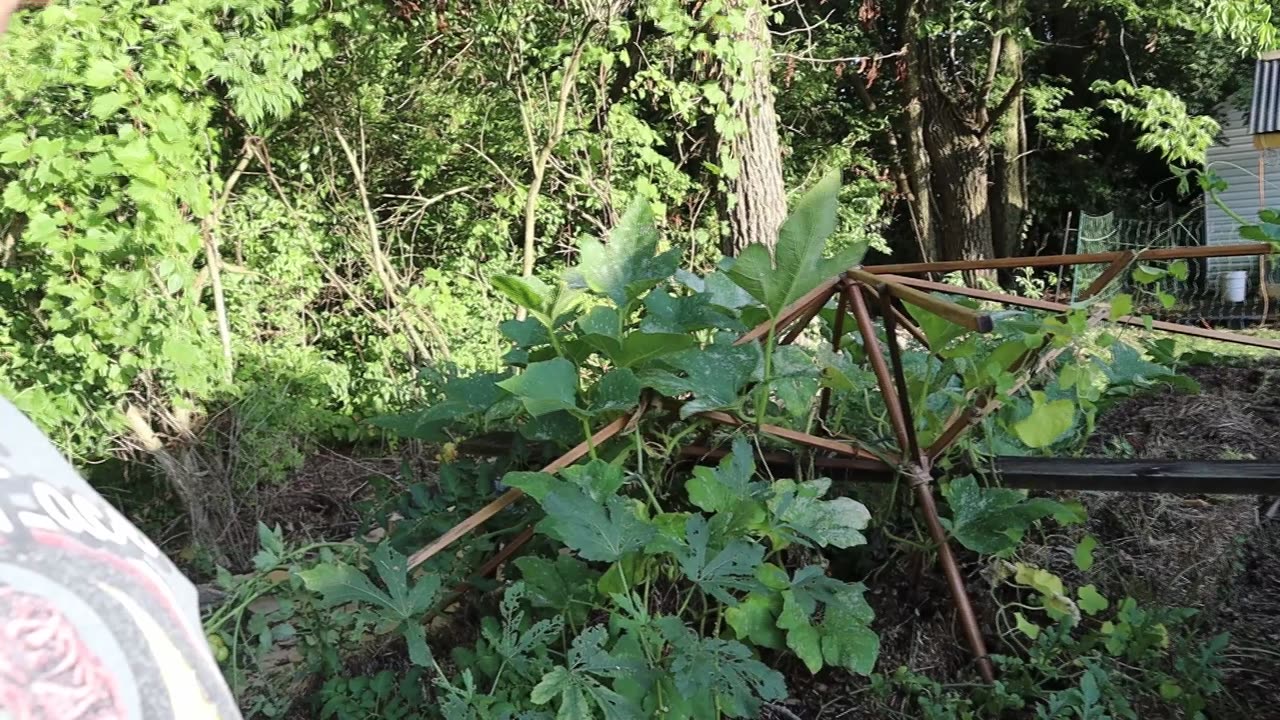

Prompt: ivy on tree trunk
[722,0,787,256]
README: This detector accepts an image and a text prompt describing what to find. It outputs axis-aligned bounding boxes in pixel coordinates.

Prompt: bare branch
[979,76,1025,137]
[332,125,450,360]
[771,48,905,66]
[976,31,1005,125]
[198,140,254,382]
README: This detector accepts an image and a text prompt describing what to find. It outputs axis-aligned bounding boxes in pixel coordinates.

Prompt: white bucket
[1223,270,1248,303]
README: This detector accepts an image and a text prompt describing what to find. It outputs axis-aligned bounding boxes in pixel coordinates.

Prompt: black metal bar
[879,286,923,463]
[988,458,1280,495]
[460,433,1280,496]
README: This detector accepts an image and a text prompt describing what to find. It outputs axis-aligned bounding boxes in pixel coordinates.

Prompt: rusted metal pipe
[866,242,1272,275]
[735,279,840,346]
[407,410,638,570]
[849,269,994,333]
[844,283,912,454]
[881,273,1280,351]
[879,287,923,462]
[907,465,997,683]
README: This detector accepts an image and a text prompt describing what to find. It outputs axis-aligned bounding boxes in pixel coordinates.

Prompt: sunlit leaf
[497,358,580,417]
[726,171,866,317]
[576,197,680,307]
[1013,392,1076,448]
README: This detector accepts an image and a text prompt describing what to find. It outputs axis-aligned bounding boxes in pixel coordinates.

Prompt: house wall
[1204,104,1280,279]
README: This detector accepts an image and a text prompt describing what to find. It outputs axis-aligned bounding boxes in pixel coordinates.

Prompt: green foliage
[575,198,682,309]
[943,477,1082,555]
[726,171,868,317]
[196,152,1207,719]
[1092,80,1221,167]
[319,670,427,720]
[298,543,441,666]
[872,568,1229,720]
[0,0,351,458]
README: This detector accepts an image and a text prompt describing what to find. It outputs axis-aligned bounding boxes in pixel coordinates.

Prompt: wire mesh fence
[1070,212,1280,327]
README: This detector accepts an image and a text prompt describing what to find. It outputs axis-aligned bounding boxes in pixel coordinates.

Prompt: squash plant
[233,175,1191,718]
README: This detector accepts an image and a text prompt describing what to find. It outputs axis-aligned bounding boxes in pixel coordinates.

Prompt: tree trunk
[722,0,787,256]
[897,0,939,262]
[924,96,996,266]
[991,9,1028,258]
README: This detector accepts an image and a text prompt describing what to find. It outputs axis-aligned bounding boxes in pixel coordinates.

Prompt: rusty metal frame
[867,242,1273,276]
[409,240,1277,687]
[882,273,1280,352]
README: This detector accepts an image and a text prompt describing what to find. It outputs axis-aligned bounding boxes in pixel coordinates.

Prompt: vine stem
[580,416,598,459]
[754,320,778,425]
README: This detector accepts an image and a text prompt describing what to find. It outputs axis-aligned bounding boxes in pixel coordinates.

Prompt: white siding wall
[1204,105,1280,278]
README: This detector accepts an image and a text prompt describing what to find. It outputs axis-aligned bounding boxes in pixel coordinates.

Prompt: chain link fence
[1070,212,1280,327]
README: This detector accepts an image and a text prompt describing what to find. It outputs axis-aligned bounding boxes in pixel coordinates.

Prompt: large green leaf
[725,171,868,316]
[367,401,466,441]
[659,616,787,718]
[1094,341,1197,393]
[772,566,862,674]
[685,436,765,513]
[1012,391,1076,448]
[767,478,870,549]
[770,345,821,419]
[500,317,551,349]
[785,622,824,674]
[819,586,879,676]
[514,555,600,626]
[297,543,438,618]
[613,333,697,368]
[672,515,764,605]
[531,627,641,720]
[502,471,560,501]
[638,342,761,417]
[541,486,654,563]
[296,562,388,609]
[576,197,681,307]
[724,592,785,650]
[641,291,735,333]
[481,582,564,681]
[296,544,441,668]
[560,459,628,503]
[579,306,697,368]
[497,358,580,417]
[493,274,585,330]
[943,476,1073,555]
[369,372,516,438]
[589,368,642,415]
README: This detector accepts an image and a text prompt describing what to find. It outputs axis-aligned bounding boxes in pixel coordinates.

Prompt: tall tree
[722,0,788,255]
[992,0,1029,258]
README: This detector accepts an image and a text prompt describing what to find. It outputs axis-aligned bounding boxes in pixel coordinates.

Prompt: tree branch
[979,76,1025,137]
[976,31,1005,126]
[517,20,595,294]
[332,125,449,361]
[198,141,254,382]
[250,141,403,342]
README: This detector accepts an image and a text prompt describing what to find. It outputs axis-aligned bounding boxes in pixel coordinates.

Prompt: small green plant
[318,670,428,720]
[871,564,1229,720]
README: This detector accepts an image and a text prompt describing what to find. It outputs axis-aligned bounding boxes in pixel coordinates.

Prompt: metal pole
[817,277,850,423]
